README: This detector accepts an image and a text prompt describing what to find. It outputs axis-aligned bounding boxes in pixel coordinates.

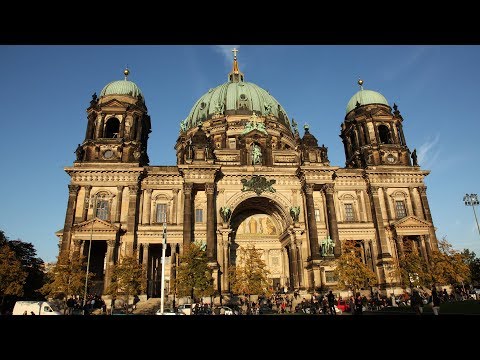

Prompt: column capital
[322,183,335,195]
[145,188,153,195]
[142,242,150,249]
[368,185,380,195]
[304,183,315,195]
[107,240,116,248]
[184,182,193,195]
[117,185,124,192]
[85,185,92,192]
[172,188,180,194]
[68,184,80,194]
[128,185,139,192]
[418,186,427,195]
[73,239,82,247]
[205,183,216,195]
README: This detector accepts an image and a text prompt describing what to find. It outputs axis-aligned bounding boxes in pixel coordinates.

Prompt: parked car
[177,303,192,315]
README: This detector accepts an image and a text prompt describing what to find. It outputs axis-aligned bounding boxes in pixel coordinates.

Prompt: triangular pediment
[242,128,268,137]
[371,108,392,117]
[392,216,431,235]
[73,218,120,233]
[393,215,430,228]
[100,99,128,109]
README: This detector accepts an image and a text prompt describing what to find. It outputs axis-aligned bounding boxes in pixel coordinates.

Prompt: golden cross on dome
[232,48,238,58]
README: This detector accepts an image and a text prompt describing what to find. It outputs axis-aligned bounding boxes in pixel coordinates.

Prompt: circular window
[104,150,114,159]
[200,102,206,110]
[240,94,247,100]
[386,154,395,163]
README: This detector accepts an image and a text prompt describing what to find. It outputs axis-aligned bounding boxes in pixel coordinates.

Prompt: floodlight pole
[160,221,167,314]
[463,193,480,240]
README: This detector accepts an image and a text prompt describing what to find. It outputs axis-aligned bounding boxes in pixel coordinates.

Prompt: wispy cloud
[416,134,441,169]
[381,46,430,82]
[213,45,242,70]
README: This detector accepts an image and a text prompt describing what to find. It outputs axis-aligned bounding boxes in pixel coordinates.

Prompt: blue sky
[1,45,479,263]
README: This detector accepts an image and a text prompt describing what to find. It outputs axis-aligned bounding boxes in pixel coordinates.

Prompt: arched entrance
[228,196,291,292]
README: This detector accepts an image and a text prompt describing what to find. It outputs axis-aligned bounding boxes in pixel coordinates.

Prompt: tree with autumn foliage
[427,237,470,287]
[228,245,271,298]
[334,241,377,296]
[461,249,480,286]
[398,241,429,290]
[40,251,92,312]
[174,242,213,301]
[106,251,146,313]
[0,243,27,308]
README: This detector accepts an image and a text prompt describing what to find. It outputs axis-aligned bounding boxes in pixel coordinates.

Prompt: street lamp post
[159,221,167,314]
[83,197,94,314]
[463,193,480,239]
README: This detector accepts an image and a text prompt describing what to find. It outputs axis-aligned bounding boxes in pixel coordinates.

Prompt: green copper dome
[100,80,143,100]
[181,52,291,132]
[183,81,290,131]
[346,88,389,114]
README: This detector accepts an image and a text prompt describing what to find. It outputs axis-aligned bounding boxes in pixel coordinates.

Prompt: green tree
[0,244,27,309]
[8,240,46,299]
[398,242,429,290]
[427,237,470,287]
[334,241,377,296]
[462,249,480,286]
[106,251,146,313]
[175,243,213,301]
[40,251,93,312]
[228,245,271,298]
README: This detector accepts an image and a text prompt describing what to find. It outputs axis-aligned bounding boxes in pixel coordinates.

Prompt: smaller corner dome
[346,89,389,114]
[100,80,144,101]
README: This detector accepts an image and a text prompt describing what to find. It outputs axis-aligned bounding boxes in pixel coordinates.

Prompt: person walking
[429,286,441,315]
[327,290,336,315]
[411,288,424,315]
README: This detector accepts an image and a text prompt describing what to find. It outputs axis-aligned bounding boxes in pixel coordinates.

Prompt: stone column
[73,239,82,256]
[396,235,405,259]
[96,116,104,139]
[288,232,299,289]
[218,232,231,293]
[183,183,194,245]
[408,187,421,218]
[356,189,365,222]
[296,241,303,287]
[368,186,391,259]
[142,243,149,265]
[126,185,140,254]
[281,248,291,289]
[206,183,216,260]
[82,185,92,222]
[104,240,116,293]
[323,184,341,256]
[363,188,373,222]
[143,189,153,225]
[419,236,430,263]
[170,247,177,295]
[61,185,80,253]
[382,188,393,221]
[418,186,438,249]
[172,188,179,224]
[304,183,320,259]
[115,186,124,223]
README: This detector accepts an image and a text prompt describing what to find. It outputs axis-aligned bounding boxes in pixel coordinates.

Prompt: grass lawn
[378,301,480,314]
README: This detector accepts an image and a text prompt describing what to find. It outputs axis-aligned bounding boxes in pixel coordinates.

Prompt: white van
[13,301,63,315]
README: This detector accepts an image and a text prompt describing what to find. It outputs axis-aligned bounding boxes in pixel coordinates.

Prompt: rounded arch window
[378,124,391,144]
[105,117,120,138]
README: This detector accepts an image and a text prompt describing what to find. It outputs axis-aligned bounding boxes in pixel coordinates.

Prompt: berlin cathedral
[57,50,438,298]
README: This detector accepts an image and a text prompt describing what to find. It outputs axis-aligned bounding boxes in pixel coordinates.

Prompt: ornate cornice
[66,169,144,183]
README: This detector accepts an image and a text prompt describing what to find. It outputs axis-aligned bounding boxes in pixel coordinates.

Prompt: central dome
[182,53,290,132]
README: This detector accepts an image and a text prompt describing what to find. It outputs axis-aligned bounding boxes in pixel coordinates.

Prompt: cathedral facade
[57,52,438,297]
